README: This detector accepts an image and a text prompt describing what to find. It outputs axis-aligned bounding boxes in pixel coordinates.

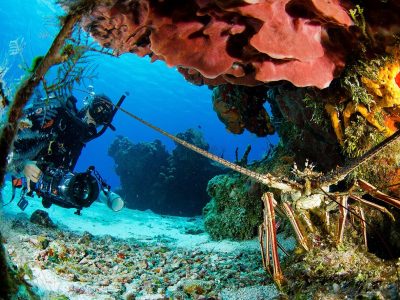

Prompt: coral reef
[30,209,56,228]
[2,0,400,297]
[74,0,400,295]
[359,47,400,134]
[166,129,225,215]
[322,47,400,149]
[108,129,223,216]
[108,136,171,211]
[81,0,354,88]
[202,139,302,242]
[267,84,344,171]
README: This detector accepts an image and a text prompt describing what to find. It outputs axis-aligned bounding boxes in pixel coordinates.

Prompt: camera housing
[36,167,100,213]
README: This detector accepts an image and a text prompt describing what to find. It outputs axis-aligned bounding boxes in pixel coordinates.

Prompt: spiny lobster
[116,105,400,287]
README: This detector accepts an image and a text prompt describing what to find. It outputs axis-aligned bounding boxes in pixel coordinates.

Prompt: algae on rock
[203,173,264,240]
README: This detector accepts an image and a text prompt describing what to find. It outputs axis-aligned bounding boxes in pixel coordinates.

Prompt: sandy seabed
[1,181,294,299]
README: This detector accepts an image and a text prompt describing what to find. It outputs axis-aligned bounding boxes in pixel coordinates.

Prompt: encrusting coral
[360,47,400,133]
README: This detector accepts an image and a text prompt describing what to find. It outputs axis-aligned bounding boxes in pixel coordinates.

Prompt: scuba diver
[6,91,126,215]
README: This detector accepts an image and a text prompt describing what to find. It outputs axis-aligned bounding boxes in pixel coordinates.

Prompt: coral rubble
[3,211,270,299]
[0,229,39,300]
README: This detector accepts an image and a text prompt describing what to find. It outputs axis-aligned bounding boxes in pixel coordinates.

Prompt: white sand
[2,181,294,252]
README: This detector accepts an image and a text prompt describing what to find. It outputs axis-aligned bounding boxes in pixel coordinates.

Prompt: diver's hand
[23,161,42,190]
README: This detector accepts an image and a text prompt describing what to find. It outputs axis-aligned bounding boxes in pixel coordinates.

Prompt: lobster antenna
[114,105,300,192]
[320,129,400,186]
[115,105,400,191]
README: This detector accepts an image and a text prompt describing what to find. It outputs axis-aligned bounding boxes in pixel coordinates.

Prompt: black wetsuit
[13,96,97,174]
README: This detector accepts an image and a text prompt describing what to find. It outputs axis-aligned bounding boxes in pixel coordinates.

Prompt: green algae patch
[203,174,263,240]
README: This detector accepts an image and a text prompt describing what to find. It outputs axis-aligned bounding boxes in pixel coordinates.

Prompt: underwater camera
[22,166,124,215]
[37,167,99,213]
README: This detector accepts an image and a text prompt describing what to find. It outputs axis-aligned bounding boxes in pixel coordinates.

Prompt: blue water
[0,0,278,189]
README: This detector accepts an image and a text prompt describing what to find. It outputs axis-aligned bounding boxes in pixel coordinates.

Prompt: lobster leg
[281,201,310,251]
[259,223,271,274]
[260,192,285,287]
[356,206,368,249]
[357,179,400,210]
[337,195,349,245]
[350,194,395,221]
